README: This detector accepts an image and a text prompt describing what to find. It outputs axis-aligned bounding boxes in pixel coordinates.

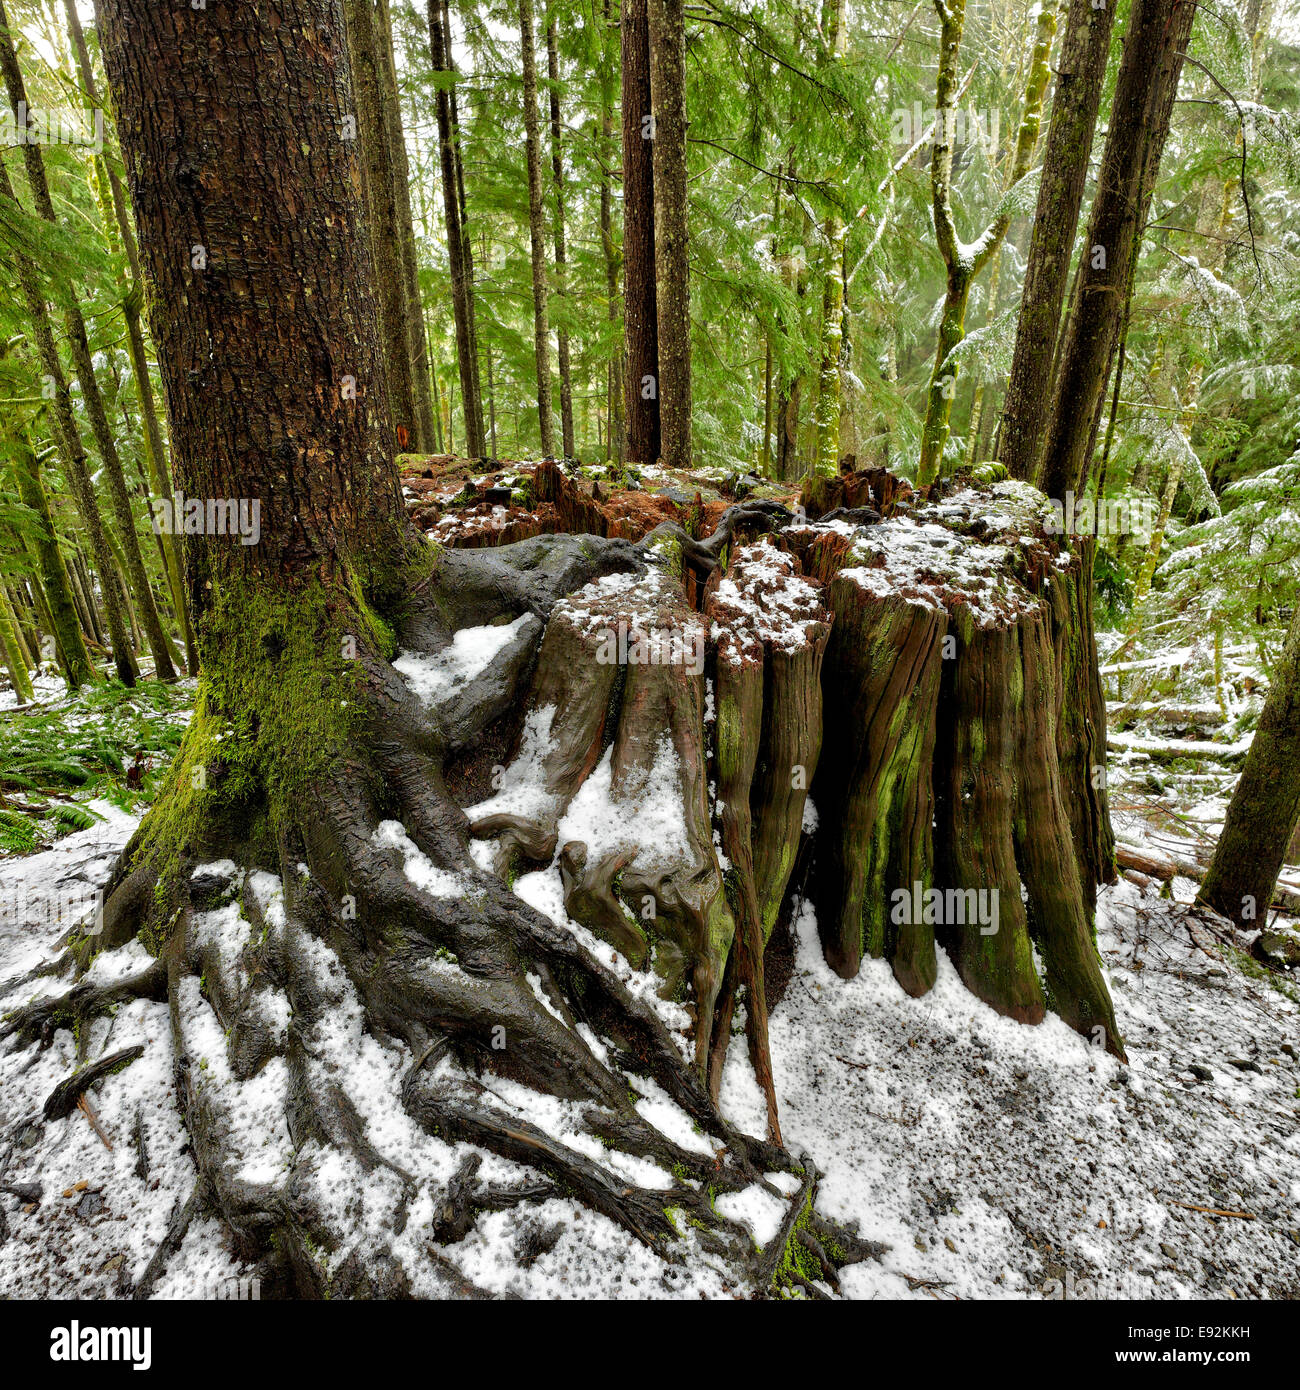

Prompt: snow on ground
[3,803,1297,1299]
[721,894,1300,1300]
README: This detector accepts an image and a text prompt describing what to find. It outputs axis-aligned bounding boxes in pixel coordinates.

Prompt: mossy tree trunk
[1199,607,1300,928]
[8,430,97,689]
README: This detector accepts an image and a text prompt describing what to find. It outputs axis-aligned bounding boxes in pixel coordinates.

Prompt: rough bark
[621,0,660,465]
[999,0,1118,482]
[1036,0,1197,500]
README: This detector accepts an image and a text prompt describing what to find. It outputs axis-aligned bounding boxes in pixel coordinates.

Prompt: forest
[0,0,1297,1310]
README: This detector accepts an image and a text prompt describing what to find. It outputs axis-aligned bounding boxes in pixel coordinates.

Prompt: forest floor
[0,776,1296,1298]
[1,460,1297,1298]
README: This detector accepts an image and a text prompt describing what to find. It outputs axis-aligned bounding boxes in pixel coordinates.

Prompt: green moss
[771,1185,821,1294]
[130,575,379,952]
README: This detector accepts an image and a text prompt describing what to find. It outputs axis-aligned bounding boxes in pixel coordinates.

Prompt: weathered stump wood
[9,468,1124,1299]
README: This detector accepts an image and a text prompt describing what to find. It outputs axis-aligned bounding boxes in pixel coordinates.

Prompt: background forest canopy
[1,0,1300,709]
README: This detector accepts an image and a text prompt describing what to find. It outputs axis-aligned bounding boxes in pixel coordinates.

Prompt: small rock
[1188,1064,1213,1081]
[1225,1058,1264,1075]
[944,1237,958,1254]
[1160,1243,1178,1260]
[76,1190,105,1218]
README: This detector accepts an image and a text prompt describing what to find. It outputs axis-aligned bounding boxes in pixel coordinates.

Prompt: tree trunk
[428,0,485,460]
[8,431,97,689]
[0,9,177,682]
[519,0,556,456]
[647,0,691,472]
[812,0,846,478]
[600,0,624,464]
[621,0,660,465]
[0,168,136,684]
[916,0,1056,487]
[1000,0,1119,482]
[1036,0,1197,501]
[343,0,420,450]
[1199,608,1300,927]
[545,8,576,459]
[376,0,438,453]
[0,583,34,704]
[62,0,196,677]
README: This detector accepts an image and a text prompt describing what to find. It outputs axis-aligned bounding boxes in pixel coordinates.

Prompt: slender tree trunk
[546,8,575,458]
[519,0,555,455]
[1199,608,1300,927]
[0,7,176,681]
[599,0,624,463]
[428,0,485,458]
[377,0,438,453]
[621,0,660,465]
[917,0,1056,486]
[343,0,419,448]
[8,431,97,688]
[1000,0,1118,481]
[0,583,34,704]
[647,0,690,471]
[813,0,846,477]
[62,0,196,676]
[0,175,135,683]
[1036,0,1197,501]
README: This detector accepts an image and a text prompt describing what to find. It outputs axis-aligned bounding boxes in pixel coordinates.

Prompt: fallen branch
[42,1044,144,1121]
[1166,1199,1256,1221]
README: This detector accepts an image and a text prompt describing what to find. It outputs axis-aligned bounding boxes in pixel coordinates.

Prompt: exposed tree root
[3,473,1124,1293]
